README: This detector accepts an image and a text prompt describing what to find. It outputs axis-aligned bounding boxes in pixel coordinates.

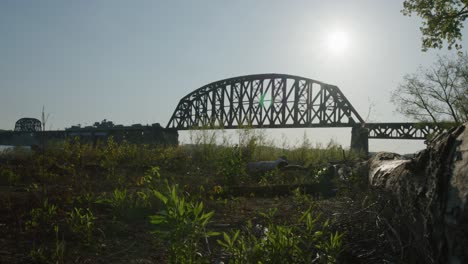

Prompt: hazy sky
[1,1,467,152]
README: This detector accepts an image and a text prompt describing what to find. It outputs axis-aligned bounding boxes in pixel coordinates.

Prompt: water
[0,145,12,151]
[0,145,31,152]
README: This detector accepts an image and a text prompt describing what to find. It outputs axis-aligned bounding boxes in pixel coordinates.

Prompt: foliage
[216,146,245,186]
[60,137,96,189]
[402,0,468,51]
[0,167,21,185]
[258,168,283,186]
[1,136,360,262]
[53,225,66,263]
[316,231,344,263]
[218,207,344,263]
[392,55,468,124]
[150,183,218,263]
[28,225,66,264]
[135,167,165,209]
[66,207,96,244]
[73,192,95,208]
[137,166,161,188]
[25,199,59,234]
[100,137,122,181]
[292,187,315,210]
[29,246,48,264]
[96,188,133,218]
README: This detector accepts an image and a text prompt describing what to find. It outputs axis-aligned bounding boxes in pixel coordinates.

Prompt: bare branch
[393,55,468,123]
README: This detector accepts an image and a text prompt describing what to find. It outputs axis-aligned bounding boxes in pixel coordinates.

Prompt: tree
[391,55,468,124]
[402,0,468,51]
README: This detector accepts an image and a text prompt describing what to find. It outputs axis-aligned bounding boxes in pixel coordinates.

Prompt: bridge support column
[350,126,369,157]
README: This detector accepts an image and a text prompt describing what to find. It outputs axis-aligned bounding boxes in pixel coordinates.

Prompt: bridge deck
[366,122,444,139]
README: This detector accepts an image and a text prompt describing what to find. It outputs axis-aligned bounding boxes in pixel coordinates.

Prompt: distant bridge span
[167,74,444,152]
[0,74,445,151]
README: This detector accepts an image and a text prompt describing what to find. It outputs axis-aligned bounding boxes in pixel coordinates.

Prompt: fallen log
[368,123,468,263]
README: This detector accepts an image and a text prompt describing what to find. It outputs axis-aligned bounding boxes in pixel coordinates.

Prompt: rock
[245,157,288,175]
[368,123,468,263]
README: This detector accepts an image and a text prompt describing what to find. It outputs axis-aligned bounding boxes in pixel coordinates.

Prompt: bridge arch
[167,73,364,130]
[14,118,42,132]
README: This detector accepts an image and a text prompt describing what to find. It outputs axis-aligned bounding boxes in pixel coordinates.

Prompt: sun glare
[326,30,350,55]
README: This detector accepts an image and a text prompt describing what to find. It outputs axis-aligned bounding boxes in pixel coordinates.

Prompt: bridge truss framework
[167,74,445,141]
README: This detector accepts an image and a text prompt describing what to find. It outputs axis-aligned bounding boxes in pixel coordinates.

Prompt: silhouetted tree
[402,0,468,51]
[391,55,468,124]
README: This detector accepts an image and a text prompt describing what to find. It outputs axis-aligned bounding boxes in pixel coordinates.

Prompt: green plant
[70,192,95,211]
[100,137,121,181]
[137,166,161,189]
[33,150,60,190]
[217,221,263,264]
[53,225,65,263]
[292,187,314,210]
[25,199,58,233]
[258,168,283,186]
[150,183,218,263]
[66,207,96,244]
[218,220,303,263]
[27,225,66,263]
[216,146,245,186]
[301,208,344,263]
[29,246,48,264]
[96,188,132,218]
[316,231,344,264]
[218,207,344,264]
[0,167,21,185]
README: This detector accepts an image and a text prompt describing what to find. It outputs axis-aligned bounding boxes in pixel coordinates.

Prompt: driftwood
[368,123,468,263]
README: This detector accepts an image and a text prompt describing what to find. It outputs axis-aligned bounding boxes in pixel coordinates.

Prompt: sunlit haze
[326,30,350,55]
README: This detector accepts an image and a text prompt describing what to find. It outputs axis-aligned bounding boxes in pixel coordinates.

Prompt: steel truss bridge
[167,74,444,152]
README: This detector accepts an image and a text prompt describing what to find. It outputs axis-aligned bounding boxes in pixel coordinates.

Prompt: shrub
[150,183,218,263]
[96,188,132,218]
[66,207,96,244]
[25,199,58,234]
[218,207,344,263]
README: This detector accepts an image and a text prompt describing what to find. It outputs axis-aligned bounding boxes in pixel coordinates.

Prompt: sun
[326,30,350,55]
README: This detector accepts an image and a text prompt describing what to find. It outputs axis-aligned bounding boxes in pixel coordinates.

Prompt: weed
[292,187,315,210]
[96,188,133,218]
[0,167,21,185]
[29,246,48,264]
[258,168,284,186]
[100,137,121,181]
[73,192,95,208]
[316,231,344,263]
[150,182,218,263]
[137,166,161,188]
[218,207,344,263]
[53,225,66,263]
[25,199,58,234]
[66,207,96,244]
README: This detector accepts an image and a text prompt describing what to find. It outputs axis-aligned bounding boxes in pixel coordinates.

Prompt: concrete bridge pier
[350,126,369,157]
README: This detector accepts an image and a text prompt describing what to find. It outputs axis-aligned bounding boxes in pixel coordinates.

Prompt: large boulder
[369,123,468,263]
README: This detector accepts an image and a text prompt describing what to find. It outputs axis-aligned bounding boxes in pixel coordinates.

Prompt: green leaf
[170,186,178,203]
[314,231,323,238]
[153,190,168,204]
[299,206,313,222]
[232,230,240,242]
[217,240,228,248]
[223,232,231,244]
[177,200,185,216]
[193,202,202,216]
[206,231,221,237]
[149,215,166,225]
